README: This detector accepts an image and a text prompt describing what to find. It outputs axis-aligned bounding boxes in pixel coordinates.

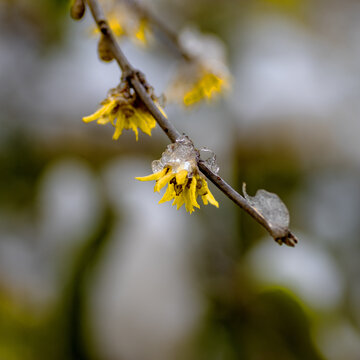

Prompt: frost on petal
[151,135,198,175]
[151,160,163,173]
[242,183,290,237]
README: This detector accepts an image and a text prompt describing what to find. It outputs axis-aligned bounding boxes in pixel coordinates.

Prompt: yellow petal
[144,112,157,127]
[205,188,219,208]
[108,16,125,37]
[154,171,174,192]
[97,116,110,125]
[175,170,188,186]
[142,112,157,131]
[202,195,209,205]
[133,110,153,136]
[126,117,139,141]
[111,22,124,37]
[183,72,225,106]
[183,187,194,213]
[172,195,185,210]
[183,86,203,107]
[198,177,209,196]
[203,73,223,98]
[159,184,176,204]
[134,19,147,44]
[132,126,139,141]
[83,109,105,123]
[135,168,167,182]
[83,100,116,123]
[112,115,125,140]
[189,177,200,208]
[200,181,209,204]
[136,115,151,136]
[112,127,122,140]
[199,179,219,208]
[108,109,118,126]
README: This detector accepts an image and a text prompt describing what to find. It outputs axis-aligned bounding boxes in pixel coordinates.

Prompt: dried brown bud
[70,0,86,21]
[97,35,114,62]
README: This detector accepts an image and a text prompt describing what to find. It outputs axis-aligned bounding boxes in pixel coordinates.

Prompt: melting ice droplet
[200,148,220,174]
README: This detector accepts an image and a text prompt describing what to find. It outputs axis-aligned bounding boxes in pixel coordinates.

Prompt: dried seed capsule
[97,35,114,62]
[70,0,85,20]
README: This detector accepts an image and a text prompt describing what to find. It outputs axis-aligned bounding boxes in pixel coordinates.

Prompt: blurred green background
[1,0,360,359]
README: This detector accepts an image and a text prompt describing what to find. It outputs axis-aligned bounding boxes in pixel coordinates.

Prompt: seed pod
[98,35,114,62]
[70,0,85,20]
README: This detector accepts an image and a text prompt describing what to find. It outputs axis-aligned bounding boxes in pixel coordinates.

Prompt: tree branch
[85,0,298,247]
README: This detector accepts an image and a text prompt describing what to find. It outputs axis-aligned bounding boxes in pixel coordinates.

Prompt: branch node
[98,20,108,35]
[121,68,137,82]
[134,70,153,94]
[275,231,298,247]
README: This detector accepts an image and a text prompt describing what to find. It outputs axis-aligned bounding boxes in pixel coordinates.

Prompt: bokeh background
[1,0,360,359]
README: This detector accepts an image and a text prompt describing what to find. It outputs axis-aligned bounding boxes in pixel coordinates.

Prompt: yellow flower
[83,85,165,141]
[167,27,231,106]
[136,166,219,214]
[134,18,149,45]
[91,4,149,46]
[167,64,230,107]
[107,15,125,37]
[183,71,226,106]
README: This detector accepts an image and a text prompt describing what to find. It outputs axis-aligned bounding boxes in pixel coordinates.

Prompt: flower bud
[70,0,86,20]
[97,35,114,62]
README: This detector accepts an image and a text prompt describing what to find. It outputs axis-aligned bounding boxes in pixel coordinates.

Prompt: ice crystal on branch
[242,184,297,246]
[83,79,166,140]
[136,136,219,213]
[152,136,198,175]
[199,148,220,174]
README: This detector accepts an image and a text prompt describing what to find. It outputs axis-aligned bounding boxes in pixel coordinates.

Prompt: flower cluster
[83,81,165,140]
[167,27,230,106]
[95,0,150,46]
[136,136,219,213]
[182,69,226,106]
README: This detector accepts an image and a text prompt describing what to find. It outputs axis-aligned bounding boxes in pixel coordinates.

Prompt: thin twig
[122,0,192,61]
[85,0,298,246]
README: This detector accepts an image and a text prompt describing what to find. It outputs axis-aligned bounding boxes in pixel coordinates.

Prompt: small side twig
[85,0,298,246]
[122,0,192,61]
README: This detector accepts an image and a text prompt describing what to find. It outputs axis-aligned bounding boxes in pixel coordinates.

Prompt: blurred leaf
[2,0,70,49]
[195,286,324,360]
[253,0,308,20]
[0,131,47,210]
[55,205,116,360]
